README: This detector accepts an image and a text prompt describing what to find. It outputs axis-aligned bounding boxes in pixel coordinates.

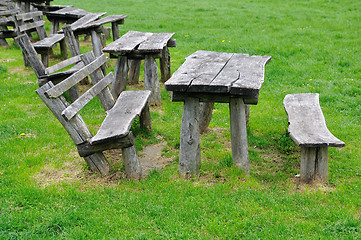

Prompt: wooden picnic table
[164,50,271,177]
[44,6,91,34]
[103,30,176,106]
[16,0,53,12]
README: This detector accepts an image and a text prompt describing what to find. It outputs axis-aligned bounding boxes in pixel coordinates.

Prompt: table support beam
[230,98,250,174]
[179,97,201,178]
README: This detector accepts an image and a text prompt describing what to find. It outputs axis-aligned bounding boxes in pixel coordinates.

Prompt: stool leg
[300,146,328,183]
[111,56,128,99]
[41,51,49,68]
[179,97,201,178]
[144,55,162,106]
[229,98,250,174]
[316,147,328,183]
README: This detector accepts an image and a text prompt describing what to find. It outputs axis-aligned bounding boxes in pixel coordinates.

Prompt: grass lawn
[0,0,360,238]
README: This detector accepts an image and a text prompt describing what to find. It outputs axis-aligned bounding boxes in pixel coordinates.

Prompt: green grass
[0,0,360,238]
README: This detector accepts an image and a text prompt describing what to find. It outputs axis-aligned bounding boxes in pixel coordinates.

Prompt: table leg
[179,97,201,178]
[111,56,128,99]
[160,46,171,82]
[128,59,141,85]
[199,102,214,134]
[144,55,162,106]
[229,98,250,174]
[111,22,120,40]
[50,21,59,35]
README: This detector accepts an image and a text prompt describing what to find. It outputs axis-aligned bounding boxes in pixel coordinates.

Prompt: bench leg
[140,102,152,132]
[179,97,201,178]
[111,22,120,40]
[160,46,171,82]
[122,145,142,180]
[128,59,141,85]
[144,55,162,106]
[229,98,250,175]
[0,38,9,47]
[84,152,110,175]
[112,56,128,99]
[199,102,214,134]
[51,21,60,35]
[300,147,328,183]
[41,51,49,68]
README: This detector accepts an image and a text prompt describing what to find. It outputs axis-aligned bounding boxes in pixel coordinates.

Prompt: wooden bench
[283,93,345,183]
[14,11,68,68]
[0,4,19,47]
[15,33,82,102]
[36,51,152,179]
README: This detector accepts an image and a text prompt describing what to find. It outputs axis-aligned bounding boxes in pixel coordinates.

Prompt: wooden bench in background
[283,93,345,183]
[14,11,68,68]
[15,33,82,102]
[36,51,152,179]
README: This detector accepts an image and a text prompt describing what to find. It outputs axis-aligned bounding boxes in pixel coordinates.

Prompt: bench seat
[284,93,345,183]
[33,33,65,50]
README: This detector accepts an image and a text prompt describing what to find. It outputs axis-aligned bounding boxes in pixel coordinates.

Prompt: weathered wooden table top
[103,31,175,54]
[164,51,271,101]
[56,12,107,33]
[44,6,90,19]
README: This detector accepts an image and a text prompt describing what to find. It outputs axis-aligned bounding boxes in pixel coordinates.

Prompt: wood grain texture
[144,55,161,106]
[284,93,345,147]
[89,90,151,145]
[33,33,64,49]
[179,97,201,177]
[165,50,271,98]
[103,31,153,53]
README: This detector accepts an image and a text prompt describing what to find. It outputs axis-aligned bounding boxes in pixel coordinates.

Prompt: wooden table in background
[103,31,176,106]
[165,50,271,177]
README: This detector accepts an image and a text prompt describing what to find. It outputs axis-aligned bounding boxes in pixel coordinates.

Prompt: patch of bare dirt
[33,141,173,187]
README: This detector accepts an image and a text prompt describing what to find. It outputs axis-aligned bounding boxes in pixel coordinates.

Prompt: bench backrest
[36,51,115,144]
[14,11,47,39]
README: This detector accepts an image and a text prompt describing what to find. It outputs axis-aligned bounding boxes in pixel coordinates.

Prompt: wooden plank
[164,51,233,92]
[15,34,46,78]
[103,31,153,53]
[33,33,64,49]
[18,20,45,32]
[77,132,134,157]
[62,73,114,120]
[68,12,106,31]
[137,32,174,52]
[283,93,345,147]
[45,54,108,98]
[89,90,151,145]
[46,55,81,75]
[15,11,42,21]
[81,51,114,111]
[229,55,271,96]
[78,15,127,29]
[62,24,81,56]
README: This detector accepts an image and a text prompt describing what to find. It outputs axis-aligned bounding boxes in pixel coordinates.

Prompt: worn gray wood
[179,97,201,178]
[45,53,108,98]
[122,145,142,180]
[103,31,153,53]
[300,147,329,183]
[140,102,152,132]
[67,12,105,32]
[229,97,250,174]
[90,90,151,144]
[160,46,171,82]
[164,50,271,99]
[284,93,345,147]
[112,56,128,99]
[15,34,46,77]
[33,33,64,49]
[62,73,114,121]
[36,82,110,175]
[45,55,81,74]
[128,59,141,85]
[77,132,134,157]
[80,51,114,111]
[144,55,161,106]
[111,20,120,40]
[62,24,81,56]
[199,102,214,134]
[137,32,175,52]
